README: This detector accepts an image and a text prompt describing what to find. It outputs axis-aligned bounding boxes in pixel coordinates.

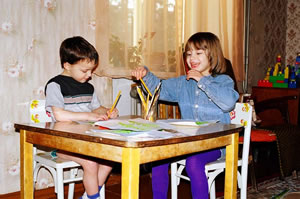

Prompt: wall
[248,0,287,92]
[286,0,300,65]
[113,79,133,116]
[247,0,300,92]
[0,0,113,194]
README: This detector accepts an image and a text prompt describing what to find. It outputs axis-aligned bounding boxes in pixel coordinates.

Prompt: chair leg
[56,168,65,199]
[68,168,78,199]
[248,153,258,192]
[209,180,216,199]
[33,163,42,199]
[292,170,298,179]
[171,163,178,199]
[33,164,42,184]
[67,182,75,199]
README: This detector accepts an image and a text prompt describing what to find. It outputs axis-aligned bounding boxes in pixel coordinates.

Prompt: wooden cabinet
[251,87,300,126]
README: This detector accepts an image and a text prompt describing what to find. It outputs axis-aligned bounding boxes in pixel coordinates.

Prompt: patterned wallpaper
[248,0,287,92]
[0,0,111,194]
[247,0,300,92]
[286,0,300,65]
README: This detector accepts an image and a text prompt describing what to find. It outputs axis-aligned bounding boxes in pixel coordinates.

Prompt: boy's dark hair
[59,36,99,68]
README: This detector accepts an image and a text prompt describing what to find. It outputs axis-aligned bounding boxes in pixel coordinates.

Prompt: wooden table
[15,118,243,199]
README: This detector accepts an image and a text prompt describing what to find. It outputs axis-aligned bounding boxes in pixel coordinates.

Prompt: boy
[45,36,118,199]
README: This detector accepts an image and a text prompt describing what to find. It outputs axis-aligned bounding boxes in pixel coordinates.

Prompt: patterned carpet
[218,175,300,199]
[246,176,300,199]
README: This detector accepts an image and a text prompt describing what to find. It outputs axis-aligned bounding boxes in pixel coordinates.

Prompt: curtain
[183,0,244,82]
[94,0,184,79]
[94,0,244,82]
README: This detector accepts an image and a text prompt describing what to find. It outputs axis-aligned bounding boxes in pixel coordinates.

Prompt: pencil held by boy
[132,32,239,199]
[45,36,118,199]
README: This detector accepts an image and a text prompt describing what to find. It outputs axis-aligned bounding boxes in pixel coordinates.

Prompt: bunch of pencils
[136,79,161,121]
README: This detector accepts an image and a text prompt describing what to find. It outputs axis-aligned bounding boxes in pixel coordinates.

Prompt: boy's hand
[52,106,109,122]
[131,66,147,80]
[107,108,119,119]
[87,112,109,121]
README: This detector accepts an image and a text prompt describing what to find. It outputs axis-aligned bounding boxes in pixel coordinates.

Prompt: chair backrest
[229,102,253,197]
[158,100,181,119]
[29,99,52,123]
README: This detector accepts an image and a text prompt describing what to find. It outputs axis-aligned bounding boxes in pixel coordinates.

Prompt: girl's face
[62,60,97,83]
[186,47,211,76]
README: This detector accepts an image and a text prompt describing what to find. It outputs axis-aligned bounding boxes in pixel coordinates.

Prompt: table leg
[121,148,140,199]
[20,130,33,199]
[224,132,239,199]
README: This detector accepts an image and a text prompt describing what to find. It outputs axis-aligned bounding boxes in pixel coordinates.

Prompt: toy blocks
[257,80,272,87]
[257,54,299,88]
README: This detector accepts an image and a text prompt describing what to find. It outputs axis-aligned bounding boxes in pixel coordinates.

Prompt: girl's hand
[107,108,119,119]
[186,69,205,82]
[131,66,147,80]
[87,112,109,121]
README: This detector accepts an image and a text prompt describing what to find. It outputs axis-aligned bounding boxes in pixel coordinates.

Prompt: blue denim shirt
[143,70,239,156]
[143,70,239,123]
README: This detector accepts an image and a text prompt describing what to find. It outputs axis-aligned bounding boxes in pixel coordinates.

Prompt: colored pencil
[108,90,121,117]
[140,79,152,97]
[136,86,147,110]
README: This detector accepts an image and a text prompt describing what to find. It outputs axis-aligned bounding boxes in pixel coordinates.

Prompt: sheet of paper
[89,129,177,141]
[156,119,219,136]
[157,119,219,127]
[94,118,166,131]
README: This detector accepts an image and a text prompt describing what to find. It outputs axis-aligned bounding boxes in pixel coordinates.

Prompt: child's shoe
[79,192,100,199]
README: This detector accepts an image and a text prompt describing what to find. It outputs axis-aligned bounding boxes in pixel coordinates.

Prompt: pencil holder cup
[142,100,158,122]
[136,82,161,122]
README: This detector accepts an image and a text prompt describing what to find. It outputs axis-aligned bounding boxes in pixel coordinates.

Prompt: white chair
[30,99,105,199]
[171,103,253,199]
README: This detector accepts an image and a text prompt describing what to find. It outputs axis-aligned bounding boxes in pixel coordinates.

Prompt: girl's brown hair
[184,32,226,76]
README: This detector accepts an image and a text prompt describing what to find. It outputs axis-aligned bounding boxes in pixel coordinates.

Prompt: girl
[131,32,239,199]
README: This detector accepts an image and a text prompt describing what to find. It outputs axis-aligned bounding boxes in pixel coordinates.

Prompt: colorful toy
[258,54,290,88]
[273,55,281,76]
[258,80,272,87]
[295,52,300,71]
[258,54,300,88]
[264,67,272,80]
[284,65,289,82]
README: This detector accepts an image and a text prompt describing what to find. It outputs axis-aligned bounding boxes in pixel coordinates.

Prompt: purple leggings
[152,149,221,199]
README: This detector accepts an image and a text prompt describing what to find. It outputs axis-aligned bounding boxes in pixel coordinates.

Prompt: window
[94,0,184,79]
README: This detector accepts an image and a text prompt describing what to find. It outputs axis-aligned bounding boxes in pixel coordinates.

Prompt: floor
[3,142,297,199]
[243,175,300,199]
[75,141,287,199]
[67,173,300,199]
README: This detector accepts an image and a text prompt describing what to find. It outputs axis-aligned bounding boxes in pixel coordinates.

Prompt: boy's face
[62,60,97,83]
